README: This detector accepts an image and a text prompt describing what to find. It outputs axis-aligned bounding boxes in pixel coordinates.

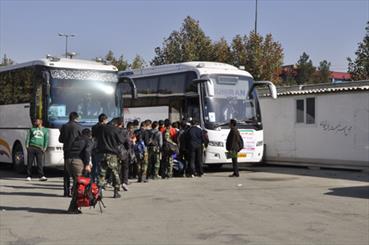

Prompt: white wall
[260,92,369,170]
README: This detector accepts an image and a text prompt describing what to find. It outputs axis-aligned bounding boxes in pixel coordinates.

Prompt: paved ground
[0,164,368,245]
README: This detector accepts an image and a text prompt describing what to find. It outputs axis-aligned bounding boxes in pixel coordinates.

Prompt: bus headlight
[208,141,224,147]
[256,141,263,147]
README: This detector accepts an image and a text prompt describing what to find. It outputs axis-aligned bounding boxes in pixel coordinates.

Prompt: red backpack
[76,176,105,213]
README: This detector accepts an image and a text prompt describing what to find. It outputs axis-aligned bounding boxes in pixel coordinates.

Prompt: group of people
[25,112,244,214]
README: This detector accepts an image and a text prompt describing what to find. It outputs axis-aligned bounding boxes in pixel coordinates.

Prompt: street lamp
[254,0,258,33]
[58,33,75,58]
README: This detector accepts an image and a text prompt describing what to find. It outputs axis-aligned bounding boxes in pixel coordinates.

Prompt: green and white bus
[118,61,277,168]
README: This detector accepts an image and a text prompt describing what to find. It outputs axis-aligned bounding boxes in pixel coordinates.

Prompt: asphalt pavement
[0,163,368,245]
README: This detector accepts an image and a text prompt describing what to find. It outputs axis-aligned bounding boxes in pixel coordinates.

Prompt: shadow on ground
[0,163,64,179]
[0,205,66,214]
[0,191,60,197]
[325,185,369,199]
[240,163,369,183]
[2,184,62,190]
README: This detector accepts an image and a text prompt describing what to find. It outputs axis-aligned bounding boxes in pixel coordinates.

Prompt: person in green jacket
[25,118,49,181]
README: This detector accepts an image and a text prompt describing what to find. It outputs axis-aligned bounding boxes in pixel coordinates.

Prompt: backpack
[148,129,159,147]
[134,140,146,160]
[163,129,179,155]
[76,176,105,213]
[238,134,244,152]
[163,140,179,155]
[202,129,209,148]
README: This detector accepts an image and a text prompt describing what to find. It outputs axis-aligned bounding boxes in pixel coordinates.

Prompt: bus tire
[207,164,223,170]
[12,142,25,173]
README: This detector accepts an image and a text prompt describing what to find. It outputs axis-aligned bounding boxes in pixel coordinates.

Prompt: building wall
[259,92,369,170]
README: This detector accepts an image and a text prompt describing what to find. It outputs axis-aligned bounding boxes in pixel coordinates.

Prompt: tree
[131,55,146,69]
[151,16,213,65]
[295,52,316,85]
[104,50,128,71]
[211,38,232,63]
[347,21,369,80]
[115,55,129,71]
[230,32,284,83]
[150,16,283,83]
[230,35,248,68]
[0,54,14,67]
[315,60,331,83]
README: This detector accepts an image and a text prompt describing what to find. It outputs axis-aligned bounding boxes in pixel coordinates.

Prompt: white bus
[0,57,125,172]
[118,62,277,167]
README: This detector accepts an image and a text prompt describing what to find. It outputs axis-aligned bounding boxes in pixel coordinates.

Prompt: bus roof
[119,61,253,78]
[0,57,118,72]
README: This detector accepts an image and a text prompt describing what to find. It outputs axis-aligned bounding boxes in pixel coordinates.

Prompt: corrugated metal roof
[258,80,369,97]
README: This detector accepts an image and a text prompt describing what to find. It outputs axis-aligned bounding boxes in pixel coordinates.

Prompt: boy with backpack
[134,121,149,183]
[147,121,163,179]
[162,119,178,179]
[66,128,94,214]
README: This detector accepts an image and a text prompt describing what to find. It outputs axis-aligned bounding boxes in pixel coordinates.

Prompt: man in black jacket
[111,117,130,191]
[187,119,205,177]
[96,119,126,198]
[66,128,94,214]
[59,112,82,197]
[91,113,108,183]
[226,119,244,177]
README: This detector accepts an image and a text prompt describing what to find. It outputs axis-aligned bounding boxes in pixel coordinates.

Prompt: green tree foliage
[131,55,146,69]
[151,16,283,83]
[211,37,232,64]
[230,35,247,68]
[0,54,14,67]
[315,60,331,83]
[104,50,128,71]
[230,32,283,83]
[347,21,369,80]
[295,52,316,84]
[151,16,213,65]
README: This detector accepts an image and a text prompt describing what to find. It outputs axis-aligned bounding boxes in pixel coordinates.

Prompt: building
[280,65,352,84]
[258,81,369,171]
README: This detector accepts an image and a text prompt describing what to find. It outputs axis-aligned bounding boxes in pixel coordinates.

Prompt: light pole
[58,33,75,58]
[254,0,258,34]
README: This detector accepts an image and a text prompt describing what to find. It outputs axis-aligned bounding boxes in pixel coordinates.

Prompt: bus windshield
[47,68,119,126]
[203,74,259,128]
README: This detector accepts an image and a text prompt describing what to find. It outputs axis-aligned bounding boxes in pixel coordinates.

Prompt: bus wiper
[239,118,258,124]
[214,121,229,127]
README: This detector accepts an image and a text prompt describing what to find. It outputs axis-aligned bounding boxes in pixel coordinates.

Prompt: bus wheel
[207,164,223,171]
[12,143,25,173]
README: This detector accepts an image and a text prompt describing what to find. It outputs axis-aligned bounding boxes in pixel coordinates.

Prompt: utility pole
[254,0,258,33]
[58,33,75,58]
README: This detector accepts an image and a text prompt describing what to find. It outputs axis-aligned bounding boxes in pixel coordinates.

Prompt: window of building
[306,98,315,124]
[296,99,305,123]
[296,97,315,124]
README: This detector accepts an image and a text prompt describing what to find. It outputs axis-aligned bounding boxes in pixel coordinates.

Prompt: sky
[0,0,368,72]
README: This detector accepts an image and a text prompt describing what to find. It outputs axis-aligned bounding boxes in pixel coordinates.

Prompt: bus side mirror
[250,81,278,99]
[268,83,277,99]
[192,79,214,97]
[117,77,137,100]
[42,71,51,96]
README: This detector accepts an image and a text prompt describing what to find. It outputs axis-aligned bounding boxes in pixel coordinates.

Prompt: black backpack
[238,134,244,152]
[147,129,159,147]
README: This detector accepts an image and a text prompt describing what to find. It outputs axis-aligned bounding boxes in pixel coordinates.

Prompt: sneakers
[39,176,48,181]
[26,177,31,181]
[122,183,129,192]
